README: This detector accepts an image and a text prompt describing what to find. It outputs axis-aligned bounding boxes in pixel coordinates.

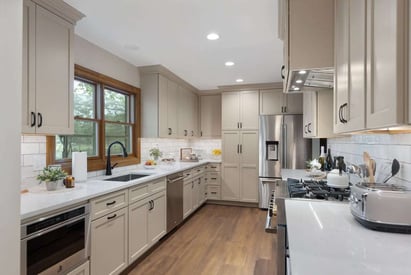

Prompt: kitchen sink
[104,173,149,182]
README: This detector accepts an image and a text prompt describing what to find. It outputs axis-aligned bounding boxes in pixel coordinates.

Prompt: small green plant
[37,167,67,182]
[149,147,162,160]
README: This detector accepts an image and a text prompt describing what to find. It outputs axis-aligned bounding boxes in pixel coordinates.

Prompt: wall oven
[21,203,90,275]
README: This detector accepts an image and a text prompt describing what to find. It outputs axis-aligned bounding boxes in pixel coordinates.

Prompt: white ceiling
[64,0,284,90]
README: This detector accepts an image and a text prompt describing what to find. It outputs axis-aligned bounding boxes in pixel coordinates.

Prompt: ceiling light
[207,33,220,40]
[293,87,300,91]
[236,78,244,83]
[299,70,307,75]
[296,79,303,84]
[225,61,235,67]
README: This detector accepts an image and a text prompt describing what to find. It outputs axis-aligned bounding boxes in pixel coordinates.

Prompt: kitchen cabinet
[183,166,207,219]
[22,0,83,134]
[334,0,408,132]
[279,0,334,93]
[334,0,366,133]
[221,131,258,202]
[90,190,128,220]
[67,261,89,275]
[200,94,221,137]
[303,90,334,138]
[128,178,166,264]
[366,0,407,129]
[140,66,199,138]
[205,163,221,200]
[260,89,302,115]
[222,91,259,130]
[90,207,128,275]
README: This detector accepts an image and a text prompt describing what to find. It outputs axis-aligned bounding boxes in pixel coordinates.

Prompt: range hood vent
[286,68,334,92]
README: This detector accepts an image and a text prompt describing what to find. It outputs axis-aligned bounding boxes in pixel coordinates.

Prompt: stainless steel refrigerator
[258,114,311,208]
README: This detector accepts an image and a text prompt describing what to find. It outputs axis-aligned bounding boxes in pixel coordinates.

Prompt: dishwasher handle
[167,176,184,184]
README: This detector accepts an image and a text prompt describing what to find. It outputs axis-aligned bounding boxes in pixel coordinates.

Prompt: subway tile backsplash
[20,135,221,189]
[328,133,411,188]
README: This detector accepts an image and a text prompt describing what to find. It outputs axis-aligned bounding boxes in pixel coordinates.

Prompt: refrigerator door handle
[282,123,287,168]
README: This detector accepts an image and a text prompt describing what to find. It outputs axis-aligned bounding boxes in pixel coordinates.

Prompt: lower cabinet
[183,167,207,220]
[183,178,193,219]
[90,208,128,275]
[67,261,90,275]
[128,190,166,263]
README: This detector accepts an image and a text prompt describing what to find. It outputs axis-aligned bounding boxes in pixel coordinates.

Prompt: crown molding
[32,0,85,24]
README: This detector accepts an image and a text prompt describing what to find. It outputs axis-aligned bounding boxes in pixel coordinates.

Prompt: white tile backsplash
[20,135,222,188]
[328,133,411,188]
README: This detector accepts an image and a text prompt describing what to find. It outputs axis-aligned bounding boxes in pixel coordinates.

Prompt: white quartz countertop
[285,199,411,275]
[21,160,219,221]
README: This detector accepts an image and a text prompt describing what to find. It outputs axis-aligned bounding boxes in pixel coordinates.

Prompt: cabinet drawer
[183,169,192,181]
[191,166,205,178]
[129,184,150,204]
[90,190,128,220]
[206,172,221,185]
[207,185,220,200]
[149,177,166,193]
[206,163,221,172]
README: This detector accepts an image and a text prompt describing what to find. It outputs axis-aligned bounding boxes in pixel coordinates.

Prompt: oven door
[21,214,90,275]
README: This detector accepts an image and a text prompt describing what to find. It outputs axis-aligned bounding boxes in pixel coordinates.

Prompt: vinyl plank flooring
[126,204,277,275]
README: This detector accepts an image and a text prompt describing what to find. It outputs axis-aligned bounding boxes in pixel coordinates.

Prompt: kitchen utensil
[363,152,375,183]
[383,159,400,183]
[350,182,411,233]
[326,169,349,188]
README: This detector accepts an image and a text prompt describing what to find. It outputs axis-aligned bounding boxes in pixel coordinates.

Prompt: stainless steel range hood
[285,68,334,92]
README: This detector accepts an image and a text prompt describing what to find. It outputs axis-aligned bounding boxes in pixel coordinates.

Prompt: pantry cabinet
[222,91,259,130]
[221,131,258,202]
[303,90,334,138]
[334,0,408,132]
[22,0,83,134]
[259,89,303,115]
[200,94,221,137]
[90,207,128,275]
[140,66,199,138]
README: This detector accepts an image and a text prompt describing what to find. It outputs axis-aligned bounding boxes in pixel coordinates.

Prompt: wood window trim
[47,64,141,174]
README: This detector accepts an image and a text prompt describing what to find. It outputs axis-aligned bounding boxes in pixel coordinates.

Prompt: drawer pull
[106,200,116,206]
[211,178,217,180]
[107,214,117,220]
[211,192,217,194]
[211,166,217,168]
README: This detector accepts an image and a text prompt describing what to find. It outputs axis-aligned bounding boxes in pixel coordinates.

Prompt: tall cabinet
[221,91,259,203]
[22,0,84,134]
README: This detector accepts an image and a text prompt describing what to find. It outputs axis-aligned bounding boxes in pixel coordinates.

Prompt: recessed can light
[293,87,300,91]
[225,61,235,67]
[207,33,220,40]
[236,78,244,83]
[299,70,307,75]
[296,79,303,84]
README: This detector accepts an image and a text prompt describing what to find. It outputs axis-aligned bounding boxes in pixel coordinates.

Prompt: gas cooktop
[287,178,351,201]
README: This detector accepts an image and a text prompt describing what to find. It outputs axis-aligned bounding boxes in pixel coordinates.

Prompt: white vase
[45,181,58,191]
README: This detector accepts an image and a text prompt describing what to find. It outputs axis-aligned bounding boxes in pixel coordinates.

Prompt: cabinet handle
[211,192,217,195]
[284,106,287,113]
[106,200,116,206]
[342,103,348,123]
[200,131,203,137]
[211,178,217,180]
[237,144,240,154]
[30,112,36,127]
[107,214,117,220]
[308,123,312,133]
[237,122,240,129]
[281,65,285,79]
[338,105,343,123]
[240,144,242,154]
[304,125,307,134]
[168,128,172,135]
[240,122,242,128]
[191,130,194,136]
[151,200,155,210]
[37,113,43,128]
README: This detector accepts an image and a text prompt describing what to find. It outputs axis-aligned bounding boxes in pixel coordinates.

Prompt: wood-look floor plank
[126,205,277,275]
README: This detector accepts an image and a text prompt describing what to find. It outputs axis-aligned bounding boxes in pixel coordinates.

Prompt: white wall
[74,35,140,87]
[328,134,411,188]
[0,0,22,273]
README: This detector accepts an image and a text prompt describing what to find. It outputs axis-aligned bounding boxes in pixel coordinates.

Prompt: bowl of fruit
[144,159,157,169]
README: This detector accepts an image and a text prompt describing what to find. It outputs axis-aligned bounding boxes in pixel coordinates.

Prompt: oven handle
[22,214,89,241]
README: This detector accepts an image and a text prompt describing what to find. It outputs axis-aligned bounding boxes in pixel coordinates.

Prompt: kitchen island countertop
[21,160,220,221]
[286,199,411,275]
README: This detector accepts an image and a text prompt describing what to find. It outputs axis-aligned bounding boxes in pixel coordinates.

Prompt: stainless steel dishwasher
[166,172,184,232]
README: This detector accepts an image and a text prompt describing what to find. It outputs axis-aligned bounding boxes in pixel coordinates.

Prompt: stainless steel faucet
[106,141,128,175]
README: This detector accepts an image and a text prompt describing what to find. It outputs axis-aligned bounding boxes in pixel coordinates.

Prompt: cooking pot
[326,169,349,188]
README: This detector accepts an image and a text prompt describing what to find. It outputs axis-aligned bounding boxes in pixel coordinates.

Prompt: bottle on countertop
[319,146,326,171]
[325,147,333,171]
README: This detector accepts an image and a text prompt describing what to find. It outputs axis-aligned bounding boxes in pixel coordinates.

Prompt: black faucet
[106,141,128,175]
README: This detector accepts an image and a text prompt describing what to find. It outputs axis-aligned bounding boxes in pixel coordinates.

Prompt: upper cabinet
[303,90,334,138]
[22,0,84,134]
[200,94,221,138]
[222,91,259,130]
[279,0,334,93]
[334,0,408,133]
[140,66,199,138]
[259,88,302,115]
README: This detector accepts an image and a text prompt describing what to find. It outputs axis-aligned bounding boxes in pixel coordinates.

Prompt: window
[47,65,141,172]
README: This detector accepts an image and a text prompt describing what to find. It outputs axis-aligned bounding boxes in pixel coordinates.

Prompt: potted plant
[149,147,162,161]
[37,167,67,191]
